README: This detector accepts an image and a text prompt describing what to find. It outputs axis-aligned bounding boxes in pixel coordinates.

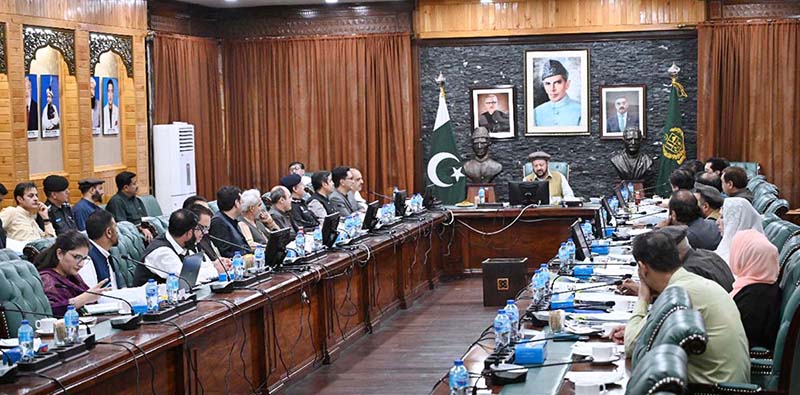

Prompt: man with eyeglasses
[208,185,249,258]
[329,166,356,217]
[135,209,226,286]
[478,94,509,135]
[188,204,232,275]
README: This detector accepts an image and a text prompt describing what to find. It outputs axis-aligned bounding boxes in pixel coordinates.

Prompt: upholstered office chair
[139,194,163,217]
[0,249,21,262]
[753,183,779,199]
[779,239,800,269]
[23,237,55,262]
[631,286,693,367]
[208,200,220,214]
[765,221,800,252]
[765,199,790,217]
[626,344,688,395]
[0,259,53,338]
[107,221,147,288]
[753,193,778,214]
[729,161,760,179]
[142,215,168,237]
[633,309,708,367]
[747,175,767,191]
[750,279,800,391]
[521,161,570,181]
[763,213,782,229]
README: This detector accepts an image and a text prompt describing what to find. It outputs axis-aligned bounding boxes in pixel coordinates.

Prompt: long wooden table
[3,212,445,395]
[443,206,599,275]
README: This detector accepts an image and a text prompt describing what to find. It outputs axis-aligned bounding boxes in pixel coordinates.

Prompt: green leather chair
[142,215,168,237]
[140,194,163,217]
[748,175,767,190]
[765,199,790,217]
[780,253,800,312]
[754,183,779,199]
[0,259,53,338]
[730,161,760,179]
[626,344,688,395]
[0,249,21,262]
[634,309,708,367]
[763,213,782,228]
[107,221,146,288]
[23,237,55,262]
[208,200,219,214]
[632,286,693,367]
[522,161,570,181]
[751,281,800,391]
[753,193,778,214]
[780,240,800,268]
[765,221,800,252]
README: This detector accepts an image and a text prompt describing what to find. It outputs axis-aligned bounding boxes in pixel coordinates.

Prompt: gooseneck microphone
[572,261,637,267]
[366,190,393,202]
[206,234,253,254]
[121,255,193,290]
[1,302,95,343]
[54,285,142,330]
[629,209,668,220]
[548,280,624,297]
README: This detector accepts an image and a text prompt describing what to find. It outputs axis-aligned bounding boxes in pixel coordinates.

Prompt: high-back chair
[626,344,689,395]
[765,221,800,253]
[0,259,53,338]
[521,161,570,181]
[139,194,164,217]
[631,286,693,366]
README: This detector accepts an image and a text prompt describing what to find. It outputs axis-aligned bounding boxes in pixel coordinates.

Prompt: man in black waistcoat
[281,174,319,231]
[208,186,249,258]
[134,209,206,286]
[307,171,336,224]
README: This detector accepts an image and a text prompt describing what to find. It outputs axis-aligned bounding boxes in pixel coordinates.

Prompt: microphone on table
[366,190,393,202]
[572,262,637,267]
[529,300,616,312]
[1,302,95,346]
[120,255,194,291]
[206,234,254,254]
[548,280,624,297]
[629,209,667,220]
[54,284,141,331]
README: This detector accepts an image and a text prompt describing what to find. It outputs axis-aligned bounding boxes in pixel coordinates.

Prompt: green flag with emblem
[426,80,466,205]
[655,76,688,198]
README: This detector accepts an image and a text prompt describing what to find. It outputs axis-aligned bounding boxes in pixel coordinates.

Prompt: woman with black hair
[36,230,108,316]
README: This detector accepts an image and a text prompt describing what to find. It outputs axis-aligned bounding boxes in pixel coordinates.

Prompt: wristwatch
[43,218,51,223]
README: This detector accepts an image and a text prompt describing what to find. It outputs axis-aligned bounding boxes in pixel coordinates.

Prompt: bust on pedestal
[464,127,502,203]
[610,127,653,181]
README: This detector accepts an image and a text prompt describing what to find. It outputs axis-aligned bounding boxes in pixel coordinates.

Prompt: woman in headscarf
[714,197,764,264]
[729,229,781,349]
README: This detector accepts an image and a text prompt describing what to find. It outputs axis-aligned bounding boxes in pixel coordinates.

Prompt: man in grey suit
[606,97,639,134]
[329,166,355,217]
[267,185,296,239]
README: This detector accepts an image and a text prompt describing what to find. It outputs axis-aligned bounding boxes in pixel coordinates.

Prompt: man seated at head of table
[659,190,721,251]
[611,231,750,384]
[522,151,574,200]
[134,209,227,286]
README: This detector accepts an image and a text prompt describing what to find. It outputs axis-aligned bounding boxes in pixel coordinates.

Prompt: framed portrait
[600,85,647,140]
[25,74,39,139]
[39,75,60,139]
[524,49,589,136]
[102,77,120,135]
[91,76,102,135]
[470,85,516,139]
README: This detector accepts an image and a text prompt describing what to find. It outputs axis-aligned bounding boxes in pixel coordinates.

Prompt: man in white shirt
[133,209,226,286]
[79,210,123,289]
[348,168,367,213]
[103,79,120,135]
[41,86,60,132]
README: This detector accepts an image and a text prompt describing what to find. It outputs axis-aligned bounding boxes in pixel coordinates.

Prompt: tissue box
[514,338,548,364]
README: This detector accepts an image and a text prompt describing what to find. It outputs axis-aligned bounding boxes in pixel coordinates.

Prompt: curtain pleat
[698,20,800,207]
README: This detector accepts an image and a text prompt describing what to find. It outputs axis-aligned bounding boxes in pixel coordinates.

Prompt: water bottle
[558,242,569,273]
[18,319,34,361]
[232,251,245,280]
[493,309,511,349]
[304,229,315,253]
[478,187,486,205]
[344,214,355,238]
[313,227,323,251]
[448,359,469,395]
[166,272,179,305]
[64,305,80,344]
[530,269,541,303]
[295,229,305,257]
[582,220,594,244]
[566,238,576,265]
[504,300,520,342]
[609,196,619,213]
[539,264,551,294]
[146,279,159,313]
[253,244,265,270]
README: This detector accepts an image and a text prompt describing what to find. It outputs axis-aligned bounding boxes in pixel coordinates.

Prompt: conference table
[2,211,446,394]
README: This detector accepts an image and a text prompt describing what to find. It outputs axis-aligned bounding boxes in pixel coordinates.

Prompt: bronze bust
[463,127,503,184]
[610,127,653,180]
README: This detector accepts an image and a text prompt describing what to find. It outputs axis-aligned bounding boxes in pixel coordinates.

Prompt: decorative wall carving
[90,32,134,77]
[0,23,7,74]
[23,25,76,75]
[707,1,800,19]
[221,12,412,38]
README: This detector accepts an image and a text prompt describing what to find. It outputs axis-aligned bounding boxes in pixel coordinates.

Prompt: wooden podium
[466,183,496,203]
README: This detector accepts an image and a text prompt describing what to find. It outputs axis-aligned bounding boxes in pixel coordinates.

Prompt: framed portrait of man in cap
[470,85,516,139]
[600,84,646,140]
[524,50,589,136]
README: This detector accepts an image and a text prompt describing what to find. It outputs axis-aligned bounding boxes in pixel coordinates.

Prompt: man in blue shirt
[534,59,582,126]
[73,178,105,231]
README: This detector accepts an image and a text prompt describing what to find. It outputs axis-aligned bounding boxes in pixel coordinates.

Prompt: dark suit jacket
[606,111,639,133]
[27,99,39,131]
[734,282,781,349]
[478,110,509,134]
[209,211,249,258]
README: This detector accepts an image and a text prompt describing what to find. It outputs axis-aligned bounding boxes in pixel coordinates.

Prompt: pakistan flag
[426,83,466,205]
[655,77,688,198]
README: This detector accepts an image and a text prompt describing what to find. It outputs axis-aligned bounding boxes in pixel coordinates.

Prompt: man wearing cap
[73,178,105,231]
[533,59,582,127]
[281,174,319,231]
[43,175,77,235]
[0,182,55,242]
[522,151,574,199]
[693,184,723,221]
[478,94,509,135]
[463,127,503,184]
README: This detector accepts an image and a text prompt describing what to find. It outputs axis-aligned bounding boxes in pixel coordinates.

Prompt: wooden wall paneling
[323,259,368,362]
[414,0,707,39]
[0,0,147,30]
[367,242,403,330]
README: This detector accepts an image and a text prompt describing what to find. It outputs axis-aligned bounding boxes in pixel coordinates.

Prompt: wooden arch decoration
[23,25,76,75]
[0,23,7,74]
[89,32,134,78]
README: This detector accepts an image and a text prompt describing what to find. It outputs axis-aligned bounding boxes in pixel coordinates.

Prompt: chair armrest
[750,358,773,376]
[690,382,765,394]
[750,347,772,359]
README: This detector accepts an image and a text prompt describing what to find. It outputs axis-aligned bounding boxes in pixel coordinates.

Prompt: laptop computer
[179,252,204,291]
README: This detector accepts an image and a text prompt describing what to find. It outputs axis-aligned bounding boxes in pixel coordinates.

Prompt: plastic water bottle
[504,300,520,342]
[304,229,315,253]
[232,251,244,280]
[166,272,179,304]
[566,238,576,266]
[295,229,305,256]
[313,227,323,251]
[344,214,355,238]
[493,309,511,349]
[478,187,486,205]
[609,196,619,213]
[64,304,80,344]
[253,244,265,270]
[583,220,594,244]
[558,242,569,272]
[146,279,159,313]
[18,319,34,361]
[530,269,541,303]
[539,264,551,293]
[448,359,469,395]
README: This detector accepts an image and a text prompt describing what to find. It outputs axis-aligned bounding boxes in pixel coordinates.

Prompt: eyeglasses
[485,101,498,104]
[69,253,91,265]
[195,225,210,234]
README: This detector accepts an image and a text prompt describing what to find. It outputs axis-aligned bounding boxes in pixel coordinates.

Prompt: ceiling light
[326,0,339,3]
[224,0,237,3]
[481,0,492,3]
